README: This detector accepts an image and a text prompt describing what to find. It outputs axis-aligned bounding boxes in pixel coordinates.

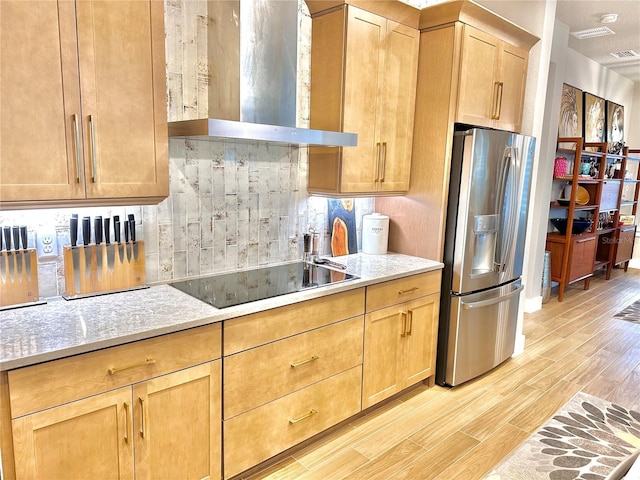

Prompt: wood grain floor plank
[341,439,426,480]
[508,380,582,433]
[490,356,555,395]
[525,352,587,392]
[432,424,530,480]
[461,384,542,441]
[295,449,369,480]
[392,432,479,480]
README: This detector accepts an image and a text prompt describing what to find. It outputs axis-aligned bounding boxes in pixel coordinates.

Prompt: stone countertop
[0,253,443,371]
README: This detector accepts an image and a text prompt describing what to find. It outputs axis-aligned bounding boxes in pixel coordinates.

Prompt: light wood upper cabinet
[307,3,419,196]
[456,25,529,132]
[0,0,168,209]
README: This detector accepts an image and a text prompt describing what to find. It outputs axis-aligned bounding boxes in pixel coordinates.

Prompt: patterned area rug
[484,392,640,480]
[614,300,640,324]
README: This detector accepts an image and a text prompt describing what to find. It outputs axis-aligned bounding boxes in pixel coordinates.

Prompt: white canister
[362,213,389,255]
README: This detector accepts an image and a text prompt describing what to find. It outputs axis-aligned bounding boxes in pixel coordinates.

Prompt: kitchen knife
[104,217,114,274]
[82,216,91,277]
[3,227,11,283]
[128,214,138,262]
[114,218,123,264]
[0,227,4,283]
[12,226,22,279]
[94,216,103,281]
[20,226,31,280]
[123,219,130,262]
[70,214,80,294]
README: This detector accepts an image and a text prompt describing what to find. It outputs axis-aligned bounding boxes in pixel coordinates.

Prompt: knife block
[0,249,40,308]
[63,242,146,298]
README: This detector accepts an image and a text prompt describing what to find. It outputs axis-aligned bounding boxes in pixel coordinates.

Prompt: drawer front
[224,288,365,355]
[224,316,364,419]
[365,271,441,312]
[223,366,362,479]
[9,323,221,418]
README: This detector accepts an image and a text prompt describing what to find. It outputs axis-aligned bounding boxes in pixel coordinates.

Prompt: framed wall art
[606,100,624,154]
[558,83,583,138]
[583,92,606,144]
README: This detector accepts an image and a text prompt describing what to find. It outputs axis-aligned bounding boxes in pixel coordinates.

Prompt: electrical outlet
[36,230,58,260]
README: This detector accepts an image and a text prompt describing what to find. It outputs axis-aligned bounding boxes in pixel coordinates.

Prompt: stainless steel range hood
[168,0,357,147]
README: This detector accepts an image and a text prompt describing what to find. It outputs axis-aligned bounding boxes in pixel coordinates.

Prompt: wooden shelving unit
[547,139,639,301]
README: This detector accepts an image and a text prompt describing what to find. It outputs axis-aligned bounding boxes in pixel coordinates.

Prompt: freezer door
[449,129,535,294]
[443,281,522,387]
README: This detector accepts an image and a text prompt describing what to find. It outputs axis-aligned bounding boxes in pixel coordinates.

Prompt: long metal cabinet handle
[123,402,130,443]
[108,357,156,375]
[375,142,381,182]
[406,310,413,335]
[577,237,595,243]
[495,82,504,120]
[290,355,319,368]
[398,287,419,295]
[462,284,523,310]
[139,397,146,438]
[72,114,82,183]
[400,311,408,336]
[380,142,387,182]
[89,114,97,183]
[288,409,317,424]
[491,82,500,119]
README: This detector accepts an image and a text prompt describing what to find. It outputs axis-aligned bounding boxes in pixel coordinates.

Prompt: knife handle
[12,226,19,251]
[114,220,121,243]
[20,226,27,250]
[70,216,78,247]
[128,217,136,243]
[94,216,103,245]
[82,217,91,246]
[104,218,111,245]
[124,220,129,243]
[4,227,12,251]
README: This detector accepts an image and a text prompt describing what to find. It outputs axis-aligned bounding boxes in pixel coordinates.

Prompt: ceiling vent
[570,26,615,39]
[609,50,639,59]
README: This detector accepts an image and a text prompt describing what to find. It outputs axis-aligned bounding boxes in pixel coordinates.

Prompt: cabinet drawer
[224,316,363,419]
[224,288,365,355]
[223,366,362,479]
[366,271,441,312]
[9,323,221,418]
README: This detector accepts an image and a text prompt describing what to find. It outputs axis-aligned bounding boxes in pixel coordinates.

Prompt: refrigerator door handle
[462,284,523,310]
[493,147,512,272]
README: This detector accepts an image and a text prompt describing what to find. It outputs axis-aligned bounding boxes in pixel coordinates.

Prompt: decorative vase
[554,157,568,177]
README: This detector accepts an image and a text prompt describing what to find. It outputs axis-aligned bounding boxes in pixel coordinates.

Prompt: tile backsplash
[0,0,374,298]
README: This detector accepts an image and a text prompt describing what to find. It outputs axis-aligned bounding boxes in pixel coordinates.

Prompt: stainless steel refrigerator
[436,126,535,387]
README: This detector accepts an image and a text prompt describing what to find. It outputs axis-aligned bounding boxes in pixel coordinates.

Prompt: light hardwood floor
[245,267,640,480]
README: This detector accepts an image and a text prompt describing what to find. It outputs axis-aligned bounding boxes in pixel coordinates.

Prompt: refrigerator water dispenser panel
[472,214,498,275]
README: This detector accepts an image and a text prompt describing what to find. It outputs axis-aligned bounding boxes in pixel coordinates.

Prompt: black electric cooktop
[169,261,358,309]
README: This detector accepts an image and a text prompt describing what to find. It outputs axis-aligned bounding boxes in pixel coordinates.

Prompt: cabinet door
[341,6,384,193]
[362,305,405,408]
[0,1,85,203]
[494,43,528,132]
[133,361,221,480]
[614,226,637,265]
[378,20,419,193]
[569,235,597,282]
[75,0,168,200]
[456,25,498,129]
[402,293,439,387]
[12,387,134,480]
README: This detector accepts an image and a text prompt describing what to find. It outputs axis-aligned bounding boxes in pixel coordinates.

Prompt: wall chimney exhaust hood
[167,0,357,148]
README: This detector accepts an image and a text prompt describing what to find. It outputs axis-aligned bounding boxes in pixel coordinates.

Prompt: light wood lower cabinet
[223,366,362,479]
[363,293,439,408]
[7,324,222,480]
[363,271,441,408]
[12,387,134,480]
